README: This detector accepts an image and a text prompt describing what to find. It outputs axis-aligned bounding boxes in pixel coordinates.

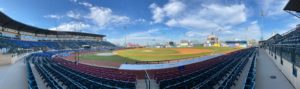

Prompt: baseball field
[78,47,240,64]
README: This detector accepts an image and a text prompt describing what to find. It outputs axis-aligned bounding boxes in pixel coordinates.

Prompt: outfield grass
[78,47,241,63]
[79,54,137,63]
[115,48,209,61]
[193,46,240,53]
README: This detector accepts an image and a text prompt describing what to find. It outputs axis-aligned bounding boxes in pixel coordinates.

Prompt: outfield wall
[119,54,223,70]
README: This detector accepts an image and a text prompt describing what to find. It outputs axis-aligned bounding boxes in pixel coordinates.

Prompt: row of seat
[29,52,136,89]
[0,38,117,52]
[25,59,39,89]
[53,57,137,82]
[280,35,300,44]
[192,49,253,89]
[158,48,255,89]
[218,49,255,89]
[41,61,89,89]
[147,50,245,82]
[26,47,255,89]
[34,59,64,89]
[151,56,227,82]
[53,63,135,89]
[244,52,257,89]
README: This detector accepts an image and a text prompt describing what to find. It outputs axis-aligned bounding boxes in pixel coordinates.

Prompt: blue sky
[0,0,299,45]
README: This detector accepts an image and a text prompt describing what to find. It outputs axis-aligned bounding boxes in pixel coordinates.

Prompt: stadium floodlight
[284,0,300,19]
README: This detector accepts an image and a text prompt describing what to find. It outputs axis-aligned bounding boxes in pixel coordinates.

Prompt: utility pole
[124,26,127,47]
[260,10,265,41]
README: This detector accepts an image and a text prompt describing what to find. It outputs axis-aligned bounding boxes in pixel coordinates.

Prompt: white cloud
[133,18,146,24]
[223,21,261,40]
[108,29,170,45]
[66,10,81,19]
[148,0,254,41]
[150,1,247,32]
[149,3,165,23]
[70,0,77,3]
[242,21,261,40]
[177,17,220,30]
[44,11,81,20]
[68,0,132,28]
[184,20,262,41]
[79,1,93,7]
[68,1,133,29]
[188,4,248,39]
[201,4,247,25]
[165,19,177,26]
[127,29,159,38]
[88,6,130,28]
[163,0,185,17]
[247,21,261,35]
[149,0,185,23]
[44,14,63,19]
[50,21,90,32]
[124,29,170,44]
[185,31,209,37]
[259,0,289,16]
[179,4,246,30]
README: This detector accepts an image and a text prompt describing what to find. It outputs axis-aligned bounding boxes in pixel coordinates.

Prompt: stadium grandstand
[0,0,300,89]
[260,24,300,89]
[257,0,300,89]
[0,11,117,56]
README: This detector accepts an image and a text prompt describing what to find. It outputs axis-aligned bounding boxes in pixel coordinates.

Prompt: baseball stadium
[0,0,300,89]
[70,47,240,66]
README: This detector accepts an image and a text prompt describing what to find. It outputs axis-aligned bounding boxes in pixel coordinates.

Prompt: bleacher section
[261,25,300,89]
[53,57,137,87]
[26,60,38,89]
[27,52,136,89]
[0,38,116,54]
[244,52,256,89]
[262,28,300,67]
[23,47,257,89]
[157,48,255,89]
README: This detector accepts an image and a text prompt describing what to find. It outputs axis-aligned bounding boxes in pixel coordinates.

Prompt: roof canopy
[284,0,300,18]
[284,0,300,12]
[0,11,104,37]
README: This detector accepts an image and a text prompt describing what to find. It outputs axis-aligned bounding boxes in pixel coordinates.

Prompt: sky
[0,0,299,45]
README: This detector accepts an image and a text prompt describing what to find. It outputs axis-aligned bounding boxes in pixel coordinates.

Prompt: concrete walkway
[255,49,294,89]
[0,59,27,89]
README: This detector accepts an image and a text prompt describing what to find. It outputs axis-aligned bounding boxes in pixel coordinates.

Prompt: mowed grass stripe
[79,47,241,62]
